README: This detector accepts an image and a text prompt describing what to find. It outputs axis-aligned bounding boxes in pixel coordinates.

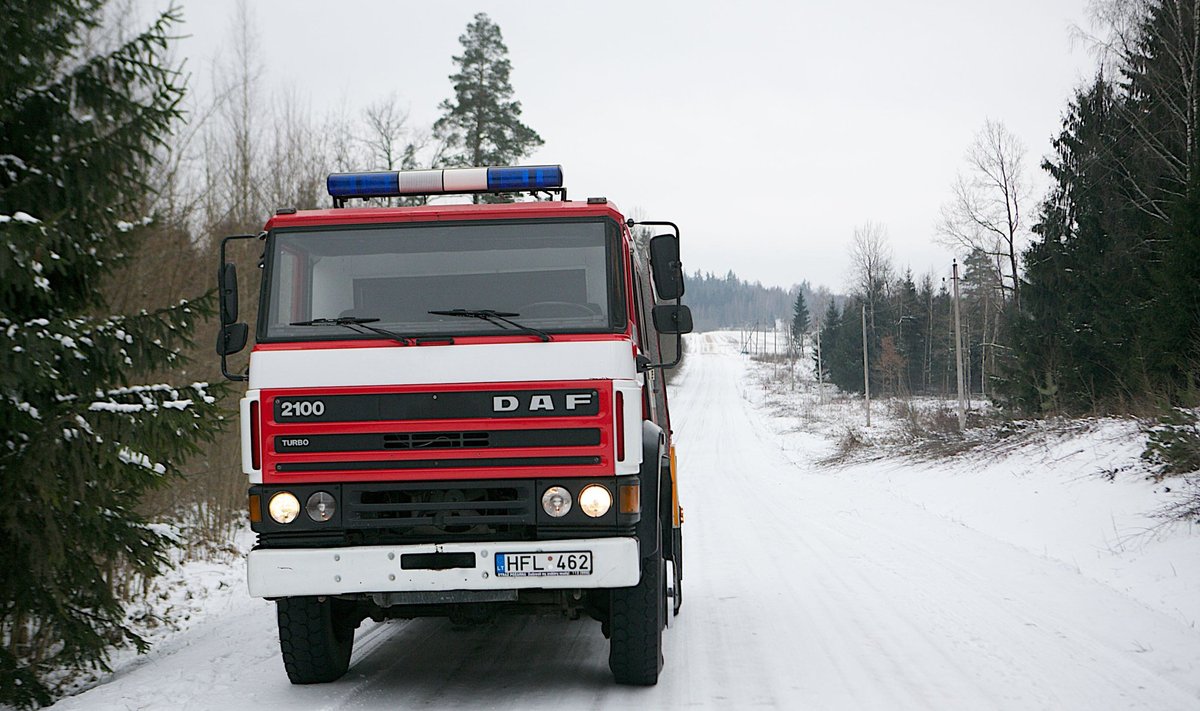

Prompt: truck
[215,165,692,686]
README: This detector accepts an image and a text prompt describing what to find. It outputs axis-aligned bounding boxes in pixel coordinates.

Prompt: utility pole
[773,321,779,379]
[862,303,871,427]
[816,318,825,404]
[952,260,967,430]
[981,286,989,400]
[786,323,794,391]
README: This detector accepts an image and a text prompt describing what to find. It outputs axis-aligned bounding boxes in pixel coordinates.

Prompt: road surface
[54,332,1200,710]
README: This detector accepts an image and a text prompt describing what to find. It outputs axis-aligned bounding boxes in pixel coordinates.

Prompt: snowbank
[737,332,1200,628]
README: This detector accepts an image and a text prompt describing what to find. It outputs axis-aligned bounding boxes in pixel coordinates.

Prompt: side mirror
[218,262,239,325]
[216,322,249,356]
[652,304,693,335]
[649,234,685,301]
[217,233,259,382]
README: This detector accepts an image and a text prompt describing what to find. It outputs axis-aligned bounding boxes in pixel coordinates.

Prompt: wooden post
[816,319,824,404]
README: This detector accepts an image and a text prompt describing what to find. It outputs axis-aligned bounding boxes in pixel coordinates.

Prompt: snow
[112,216,153,233]
[116,447,167,475]
[46,331,1200,710]
[0,211,41,224]
[11,400,40,420]
[88,383,212,414]
[88,402,146,414]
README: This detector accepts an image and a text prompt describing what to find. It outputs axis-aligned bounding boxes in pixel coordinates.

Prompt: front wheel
[608,551,664,685]
[276,596,356,684]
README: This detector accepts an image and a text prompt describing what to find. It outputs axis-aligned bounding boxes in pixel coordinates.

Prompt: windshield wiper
[290,316,413,346]
[427,309,551,342]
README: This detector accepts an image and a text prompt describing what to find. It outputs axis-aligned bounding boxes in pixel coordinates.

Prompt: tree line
[682,269,830,334]
[812,228,978,400]
[815,1,1200,417]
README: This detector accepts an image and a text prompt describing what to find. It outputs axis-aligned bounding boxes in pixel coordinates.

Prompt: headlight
[541,486,572,517]
[268,492,300,524]
[306,491,336,522]
[578,484,612,518]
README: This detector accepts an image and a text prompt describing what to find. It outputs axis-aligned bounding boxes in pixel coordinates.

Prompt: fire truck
[215,165,691,686]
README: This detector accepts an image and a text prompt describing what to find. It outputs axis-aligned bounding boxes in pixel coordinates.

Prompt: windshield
[261,219,625,342]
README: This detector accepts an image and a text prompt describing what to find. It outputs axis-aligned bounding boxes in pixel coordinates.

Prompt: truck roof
[264,199,625,231]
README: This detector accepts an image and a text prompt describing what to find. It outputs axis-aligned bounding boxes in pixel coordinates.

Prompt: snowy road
[55,333,1200,710]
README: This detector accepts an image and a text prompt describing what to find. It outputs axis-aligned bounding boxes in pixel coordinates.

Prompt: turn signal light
[248,494,261,523]
[619,483,640,514]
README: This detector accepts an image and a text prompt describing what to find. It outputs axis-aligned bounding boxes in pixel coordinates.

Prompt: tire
[276,596,356,684]
[608,551,664,685]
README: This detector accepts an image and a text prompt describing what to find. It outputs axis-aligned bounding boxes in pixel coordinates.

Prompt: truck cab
[216,165,690,686]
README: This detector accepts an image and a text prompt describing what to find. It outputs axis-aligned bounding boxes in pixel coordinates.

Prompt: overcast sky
[152,0,1097,292]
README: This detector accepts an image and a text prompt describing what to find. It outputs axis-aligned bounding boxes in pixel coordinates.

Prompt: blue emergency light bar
[326,165,564,200]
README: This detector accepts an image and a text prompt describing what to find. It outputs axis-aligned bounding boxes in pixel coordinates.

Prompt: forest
[681,270,827,333]
[815,3,1200,422]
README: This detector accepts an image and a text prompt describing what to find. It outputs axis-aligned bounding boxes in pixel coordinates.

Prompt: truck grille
[273,428,600,455]
[342,480,537,543]
[383,431,490,449]
[259,381,613,483]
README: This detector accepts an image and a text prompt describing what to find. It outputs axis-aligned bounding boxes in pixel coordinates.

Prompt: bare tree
[937,120,1029,310]
[361,94,415,171]
[263,89,328,211]
[359,95,446,205]
[849,221,893,333]
[200,0,266,231]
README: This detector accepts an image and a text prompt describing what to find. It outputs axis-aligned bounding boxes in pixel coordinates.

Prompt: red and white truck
[216,165,691,685]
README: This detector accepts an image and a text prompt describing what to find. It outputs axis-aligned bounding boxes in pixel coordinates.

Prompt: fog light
[579,484,612,518]
[542,486,572,517]
[306,491,336,522]
[268,491,300,524]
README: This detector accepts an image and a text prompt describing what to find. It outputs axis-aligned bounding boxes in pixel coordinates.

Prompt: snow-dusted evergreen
[0,3,224,706]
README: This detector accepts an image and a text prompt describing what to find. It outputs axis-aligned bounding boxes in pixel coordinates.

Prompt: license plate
[495,550,592,577]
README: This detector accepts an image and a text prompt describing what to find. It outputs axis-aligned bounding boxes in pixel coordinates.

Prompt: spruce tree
[791,292,810,347]
[1004,3,1200,412]
[894,271,924,395]
[1007,75,1159,412]
[434,12,543,203]
[0,3,224,705]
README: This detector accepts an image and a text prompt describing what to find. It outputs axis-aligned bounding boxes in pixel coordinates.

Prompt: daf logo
[492,392,594,413]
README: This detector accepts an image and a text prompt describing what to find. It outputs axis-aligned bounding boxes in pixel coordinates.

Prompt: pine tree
[434,12,543,202]
[0,3,224,705]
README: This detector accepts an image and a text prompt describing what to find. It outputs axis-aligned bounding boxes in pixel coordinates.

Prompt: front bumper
[247,536,640,598]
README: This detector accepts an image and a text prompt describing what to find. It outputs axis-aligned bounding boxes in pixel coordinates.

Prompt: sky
[143,0,1098,292]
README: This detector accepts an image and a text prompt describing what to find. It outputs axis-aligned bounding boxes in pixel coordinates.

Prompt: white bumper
[247,537,641,598]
